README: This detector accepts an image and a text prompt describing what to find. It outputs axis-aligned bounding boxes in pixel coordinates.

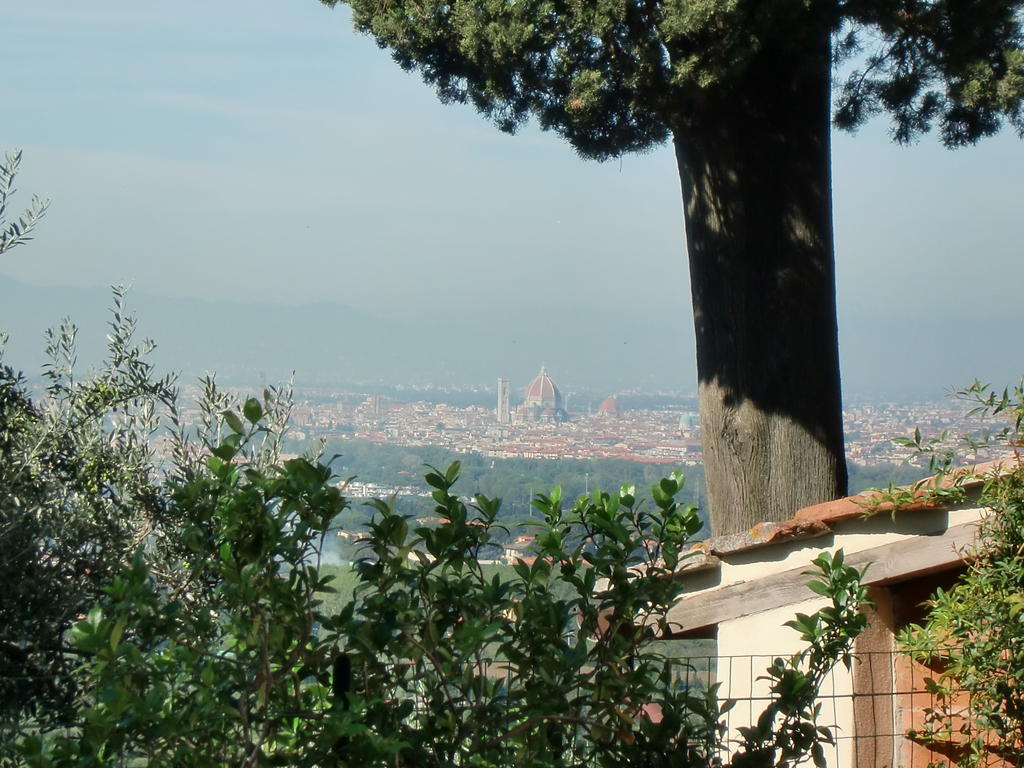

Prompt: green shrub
[18,445,869,767]
[0,290,180,733]
[899,381,1024,768]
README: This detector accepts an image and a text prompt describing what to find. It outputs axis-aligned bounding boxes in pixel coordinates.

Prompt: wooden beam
[857,521,978,586]
[853,588,898,768]
[662,522,979,636]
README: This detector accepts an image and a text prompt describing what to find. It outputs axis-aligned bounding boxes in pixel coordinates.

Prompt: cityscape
[298,367,997,465]
[172,363,1008,504]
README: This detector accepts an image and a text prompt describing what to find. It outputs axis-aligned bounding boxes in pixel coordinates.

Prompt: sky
[1,1,1021,398]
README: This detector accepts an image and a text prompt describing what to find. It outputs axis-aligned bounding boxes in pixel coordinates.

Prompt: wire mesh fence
[716,650,1007,768]
[0,650,987,767]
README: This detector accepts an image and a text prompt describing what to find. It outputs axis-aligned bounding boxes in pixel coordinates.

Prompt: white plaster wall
[673,503,989,766]
[717,597,855,768]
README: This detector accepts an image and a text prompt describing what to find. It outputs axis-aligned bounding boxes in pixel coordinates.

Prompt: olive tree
[0,149,48,256]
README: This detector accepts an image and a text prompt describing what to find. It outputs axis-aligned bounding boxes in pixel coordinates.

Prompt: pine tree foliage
[324,0,1024,155]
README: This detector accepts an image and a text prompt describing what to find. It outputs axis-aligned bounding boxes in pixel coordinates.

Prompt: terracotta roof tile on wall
[680,457,1021,563]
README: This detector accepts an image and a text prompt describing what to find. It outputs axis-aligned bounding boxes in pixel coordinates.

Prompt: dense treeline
[848,462,927,495]
[316,437,928,534]
[317,437,707,543]
[326,437,703,502]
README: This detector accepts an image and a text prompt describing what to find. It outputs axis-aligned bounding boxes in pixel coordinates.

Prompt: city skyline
[183,373,993,473]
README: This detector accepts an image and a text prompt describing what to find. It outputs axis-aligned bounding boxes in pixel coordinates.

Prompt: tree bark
[673,37,847,536]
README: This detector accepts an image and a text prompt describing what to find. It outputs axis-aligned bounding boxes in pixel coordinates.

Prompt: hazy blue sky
[2,1,1021,398]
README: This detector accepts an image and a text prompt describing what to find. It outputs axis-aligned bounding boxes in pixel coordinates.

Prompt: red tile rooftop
[795,457,1018,524]
[685,457,1021,562]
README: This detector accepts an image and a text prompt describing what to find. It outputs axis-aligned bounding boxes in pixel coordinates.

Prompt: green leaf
[223,409,245,435]
[651,483,670,506]
[424,472,446,489]
[243,397,263,423]
[212,441,237,461]
[805,579,831,597]
[108,615,126,652]
[619,483,636,506]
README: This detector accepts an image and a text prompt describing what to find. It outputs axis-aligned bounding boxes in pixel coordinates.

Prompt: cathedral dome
[524,365,562,410]
[597,396,619,415]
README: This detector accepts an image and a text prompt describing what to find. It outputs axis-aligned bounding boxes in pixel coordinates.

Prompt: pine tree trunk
[673,39,847,536]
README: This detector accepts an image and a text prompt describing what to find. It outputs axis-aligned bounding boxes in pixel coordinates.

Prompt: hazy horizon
[2,1,1021,401]
[1,273,1015,403]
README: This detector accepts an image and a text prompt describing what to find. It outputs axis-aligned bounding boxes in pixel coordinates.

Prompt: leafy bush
[335,469,872,768]
[17,439,869,767]
[899,381,1024,768]
[0,291,180,732]
[0,289,294,747]
[332,468,713,767]
[21,426,347,767]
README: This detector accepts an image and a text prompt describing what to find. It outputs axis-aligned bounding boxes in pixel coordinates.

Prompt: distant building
[515,365,568,423]
[679,412,697,436]
[597,396,620,417]
[496,377,511,424]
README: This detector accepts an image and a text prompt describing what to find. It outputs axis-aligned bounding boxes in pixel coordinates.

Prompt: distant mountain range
[0,276,693,392]
[1,275,1019,400]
